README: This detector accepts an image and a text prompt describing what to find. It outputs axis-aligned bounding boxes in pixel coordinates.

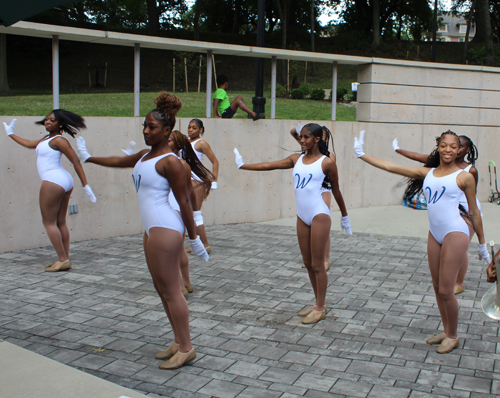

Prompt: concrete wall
[1,62,499,253]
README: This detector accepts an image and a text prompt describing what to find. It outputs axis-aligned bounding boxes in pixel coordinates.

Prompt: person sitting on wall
[213,75,258,120]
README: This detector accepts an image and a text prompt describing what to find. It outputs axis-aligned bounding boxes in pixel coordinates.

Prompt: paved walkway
[1,205,500,398]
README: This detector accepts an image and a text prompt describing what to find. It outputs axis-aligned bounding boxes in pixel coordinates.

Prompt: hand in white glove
[83,185,97,203]
[211,181,218,190]
[193,210,204,226]
[478,243,492,264]
[341,215,352,236]
[392,138,400,151]
[121,140,136,156]
[3,119,17,136]
[296,123,303,137]
[234,148,244,169]
[353,130,365,158]
[76,136,92,162]
[190,236,209,261]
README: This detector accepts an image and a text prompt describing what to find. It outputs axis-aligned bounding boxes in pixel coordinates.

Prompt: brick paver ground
[0,223,498,398]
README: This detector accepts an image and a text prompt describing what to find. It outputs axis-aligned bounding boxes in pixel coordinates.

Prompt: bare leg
[230,96,256,118]
[297,215,330,312]
[427,231,469,339]
[321,192,331,265]
[179,248,191,286]
[455,218,474,288]
[57,189,73,259]
[192,181,209,248]
[39,181,69,262]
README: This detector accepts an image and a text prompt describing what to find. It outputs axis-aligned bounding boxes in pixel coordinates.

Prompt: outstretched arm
[4,119,44,149]
[234,148,298,171]
[396,149,429,164]
[77,136,147,168]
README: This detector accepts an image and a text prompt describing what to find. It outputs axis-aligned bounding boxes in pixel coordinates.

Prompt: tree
[0,34,13,96]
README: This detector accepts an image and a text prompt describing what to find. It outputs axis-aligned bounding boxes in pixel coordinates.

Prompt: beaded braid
[459,135,478,166]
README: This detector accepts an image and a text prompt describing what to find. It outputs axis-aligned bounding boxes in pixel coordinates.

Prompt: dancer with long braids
[187,119,218,253]
[392,135,480,294]
[168,129,214,295]
[354,129,490,353]
[76,92,208,369]
[234,123,351,324]
[3,111,96,272]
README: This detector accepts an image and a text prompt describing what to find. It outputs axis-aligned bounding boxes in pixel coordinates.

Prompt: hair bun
[154,92,182,115]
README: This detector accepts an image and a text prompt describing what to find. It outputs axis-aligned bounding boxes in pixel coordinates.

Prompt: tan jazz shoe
[436,337,459,354]
[155,342,179,360]
[325,262,331,271]
[302,309,327,324]
[159,348,196,369]
[185,284,194,293]
[205,246,211,254]
[47,261,56,268]
[298,305,328,317]
[426,332,447,345]
[454,284,465,295]
[302,264,306,268]
[45,260,72,272]
[182,287,189,298]
[186,247,192,254]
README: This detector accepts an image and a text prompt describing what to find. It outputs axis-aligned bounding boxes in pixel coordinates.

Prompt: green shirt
[214,88,230,116]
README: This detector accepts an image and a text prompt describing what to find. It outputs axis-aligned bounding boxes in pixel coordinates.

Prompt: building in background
[424,12,475,42]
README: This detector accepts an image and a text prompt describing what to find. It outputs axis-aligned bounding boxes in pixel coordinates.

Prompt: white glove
[478,243,492,263]
[3,119,17,136]
[392,138,400,151]
[193,210,204,226]
[83,185,97,203]
[121,141,136,156]
[76,136,92,162]
[296,123,303,137]
[353,130,365,158]
[211,181,218,190]
[190,237,209,261]
[341,215,352,236]
[234,148,244,169]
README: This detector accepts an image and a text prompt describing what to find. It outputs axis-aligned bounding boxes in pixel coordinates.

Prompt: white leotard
[293,154,330,226]
[458,164,481,213]
[132,153,184,235]
[168,156,181,212]
[189,139,204,182]
[423,168,469,244]
[36,136,74,192]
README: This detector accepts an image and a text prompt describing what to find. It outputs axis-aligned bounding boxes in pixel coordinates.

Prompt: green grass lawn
[0,91,356,121]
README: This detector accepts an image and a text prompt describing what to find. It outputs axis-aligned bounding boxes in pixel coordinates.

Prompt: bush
[275,84,287,98]
[310,88,326,100]
[342,93,355,102]
[336,87,348,101]
[291,88,305,99]
[299,83,312,96]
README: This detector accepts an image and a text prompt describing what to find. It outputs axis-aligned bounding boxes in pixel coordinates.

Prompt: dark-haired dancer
[290,124,351,271]
[187,119,218,252]
[3,112,96,272]
[77,92,208,369]
[355,130,490,353]
[234,123,350,324]
[393,135,480,295]
[168,129,214,294]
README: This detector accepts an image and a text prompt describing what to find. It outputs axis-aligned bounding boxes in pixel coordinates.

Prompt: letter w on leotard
[132,174,141,192]
[295,173,313,189]
[425,186,446,204]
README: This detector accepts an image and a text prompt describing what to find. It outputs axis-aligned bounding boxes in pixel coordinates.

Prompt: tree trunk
[310,0,316,76]
[194,0,201,40]
[146,0,160,36]
[274,0,288,83]
[473,0,494,64]
[372,0,380,47]
[462,0,478,63]
[232,0,242,34]
[0,34,13,97]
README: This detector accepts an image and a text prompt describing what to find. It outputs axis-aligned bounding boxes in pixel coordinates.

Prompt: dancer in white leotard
[354,129,490,354]
[393,135,480,294]
[3,111,96,272]
[168,129,214,296]
[290,124,349,270]
[187,119,218,253]
[77,92,208,370]
[234,123,351,324]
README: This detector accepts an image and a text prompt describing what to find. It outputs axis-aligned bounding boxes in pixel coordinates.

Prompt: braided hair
[169,130,214,201]
[35,109,86,138]
[151,91,182,131]
[404,130,460,198]
[459,135,478,166]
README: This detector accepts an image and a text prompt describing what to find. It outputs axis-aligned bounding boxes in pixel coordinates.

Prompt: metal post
[52,35,59,109]
[252,0,266,119]
[431,0,438,62]
[134,43,140,117]
[206,50,213,118]
[271,56,277,119]
[331,62,337,121]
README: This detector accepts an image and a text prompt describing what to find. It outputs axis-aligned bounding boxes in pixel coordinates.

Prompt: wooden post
[287,60,289,93]
[212,53,217,89]
[173,58,175,92]
[304,61,308,84]
[184,58,188,93]
[206,51,213,118]
[104,62,107,88]
[197,55,202,93]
